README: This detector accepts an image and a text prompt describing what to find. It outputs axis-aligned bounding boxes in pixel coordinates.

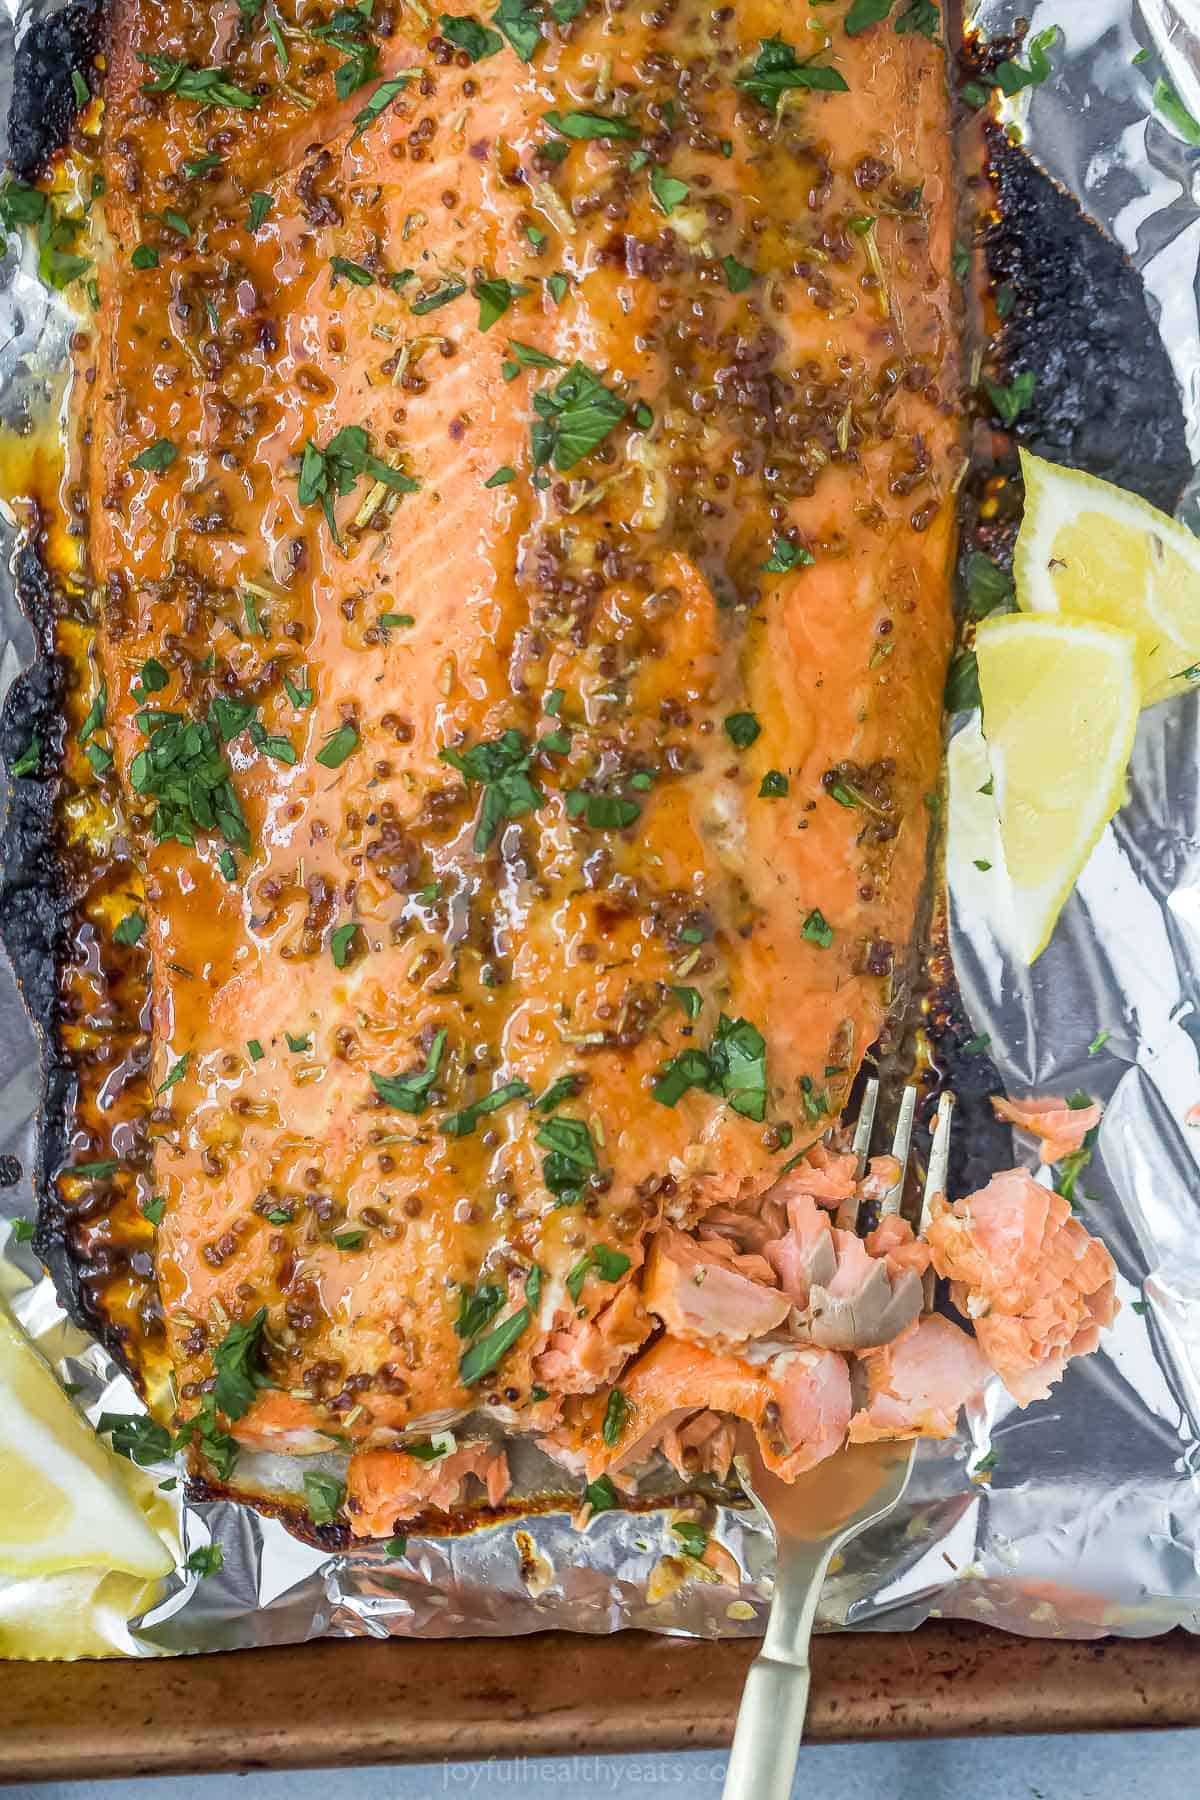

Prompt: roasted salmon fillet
[56,0,1116,1536]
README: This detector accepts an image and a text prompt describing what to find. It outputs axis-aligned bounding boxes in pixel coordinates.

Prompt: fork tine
[834,1077,879,1230]
[875,1082,919,1218]
[919,1088,954,1309]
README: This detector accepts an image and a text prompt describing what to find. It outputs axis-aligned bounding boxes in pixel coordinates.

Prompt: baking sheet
[2,0,1200,1654]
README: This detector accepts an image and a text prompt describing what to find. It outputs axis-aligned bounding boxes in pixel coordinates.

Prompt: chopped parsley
[982,370,1035,426]
[185,1545,225,1578]
[990,26,1060,96]
[441,1078,532,1137]
[545,107,639,140]
[371,1027,448,1115]
[671,1519,708,1557]
[565,1243,630,1303]
[649,166,689,214]
[210,1306,270,1418]
[247,1038,265,1061]
[963,551,1015,618]
[722,254,755,294]
[737,37,849,108]
[802,908,834,948]
[475,275,528,330]
[131,706,249,853]
[439,12,503,59]
[846,0,939,34]
[1088,1030,1112,1057]
[456,1281,505,1339]
[762,536,813,573]
[535,1114,597,1203]
[485,465,516,487]
[132,243,160,269]
[285,1032,311,1053]
[671,985,703,1020]
[351,74,412,142]
[1154,79,1200,148]
[944,650,981,713]
[131,438,177,474]
[298,425,419,545]
[584,1473,618,1514]
[565,789,641,830]
[315,723,360,769]
[440,729,543,852]
[248,192,273,231]
[653,1014,769,1123]
[724,711,760,750]
[330,255,374,287]
[532,1072,583,1112]
[114,910,146,946]
[384,1535,408,1557]
[303,1469,346,1525]
[9,735,39,778]
[459,1302,531,1384]
[138,55,259,109]
[602,1387,630,1446]
[98,1412,174,1466]
[530,360,626,472]
[759,771,788,798]
[411,277,467,315]
[330,922,362,967]
[493,0,542,60]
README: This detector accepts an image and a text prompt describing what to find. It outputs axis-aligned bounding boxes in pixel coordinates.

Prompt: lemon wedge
[0,1295,172,1579]
[1015,448,1200,704]
[975,613,1140,963]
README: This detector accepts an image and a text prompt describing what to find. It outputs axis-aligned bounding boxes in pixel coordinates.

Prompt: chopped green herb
[584,1473,618,1513]
[351,74,412,142]
[141,1196,166,1226]
[566,789,641,830]
[72,68,90,106]
[546,271,568,303]
[724,711,760,750]
[737,36,849,108]
[602,1387,630,1446]
[71,1159,120,1179]
[475,274,527,329]
[439,12,503,59]
[545,107,639,140]
[440,728,543,852]
[10,1218,35,1243]
[566,1243,631,1302]
[485,465,516,487]
[802,908,834,949]
[78,680,107,745]
[247,1038,265,1061]
[991,26,1060,96]
[493,0,542,60]
[284,670,314,709]
[371,1027,448,1115]
[722,254,755,293]
[132,243,160,269]
[138,54,259,109]
[183,153,223,180]
[961,1032,991,1057]
[163,209,192,238]
[333,1226,366,1250]
[653,1014,768,1123]
[248,192,273,231]
[456,1280,506,1339]
[1088,1030,1111,1056]
[9,736,39,778]
[951,240,971,282]
[330,921,361,968]
[185,1544,225,1578]
[384,1535,408,1557]
[303,1469,346,1525]
[506,339,564,371]
[330,255,374,287]
[459,1303,531,1383]
[131,438,178,474]
[964,551,1015,618]
[671,1520,708,1558]
[1154,78,1200,147]
[973,858,992,872]
[532,1072,583,1112]
[285,1032,311,1053]
[379,612,415,629]
[759,770,788,798]
[315,723,360,769]
[671,985,703,1020]
[526,224,547,248]
[441,1078,532,1137]
[649,166,689,214]
[98,1411,174,1466]
[411,277,467,315]
[982,370,1035,426]
[157,1054,189,1095]
[944,649,981,713]
[298,424,419,545]
[894,0,939,36]
[762,536,814,573]
[113,909,147,947]
[536,1114,598,1202]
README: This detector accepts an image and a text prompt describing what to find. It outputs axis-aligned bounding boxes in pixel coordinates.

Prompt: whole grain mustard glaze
[73,0,962,1524]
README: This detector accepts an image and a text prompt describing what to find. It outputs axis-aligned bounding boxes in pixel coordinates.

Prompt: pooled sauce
[52,0,960,1526]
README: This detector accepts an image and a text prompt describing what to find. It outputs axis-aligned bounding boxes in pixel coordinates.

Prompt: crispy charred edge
[0,537,83,1313]
[6,0,106,182]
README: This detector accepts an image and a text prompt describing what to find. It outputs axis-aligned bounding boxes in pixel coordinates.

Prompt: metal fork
[721,1081,955,1800]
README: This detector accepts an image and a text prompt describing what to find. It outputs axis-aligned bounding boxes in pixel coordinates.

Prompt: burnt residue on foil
[7,0,101,181]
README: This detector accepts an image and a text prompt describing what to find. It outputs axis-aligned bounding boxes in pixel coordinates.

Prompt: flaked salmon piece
[770,1149,861,1213]
[796,1228,924,1352]
[865,1214,933,1279]
[992,1095,1104,1164]
[660,1411,737,1484]
[346,1442,511,1539]
[233,1390,351,1456]
[848,1315,990,1443]
[643,1226,790,1349]
[556,1334,851,1485]
[927,1169,1119,1404]
[533,1281,652,1398]
[764,1190,837,1305]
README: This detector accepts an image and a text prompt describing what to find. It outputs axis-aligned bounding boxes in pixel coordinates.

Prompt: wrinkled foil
[2,0,1200,1655]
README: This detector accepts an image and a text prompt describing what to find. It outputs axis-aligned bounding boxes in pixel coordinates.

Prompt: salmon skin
[75,0,976,1533]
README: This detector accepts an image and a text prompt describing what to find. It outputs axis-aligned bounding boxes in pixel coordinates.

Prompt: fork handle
[722,1652,811,1800]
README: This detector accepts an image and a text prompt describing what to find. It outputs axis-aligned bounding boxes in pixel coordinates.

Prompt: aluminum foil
[2,0,1200,1655]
